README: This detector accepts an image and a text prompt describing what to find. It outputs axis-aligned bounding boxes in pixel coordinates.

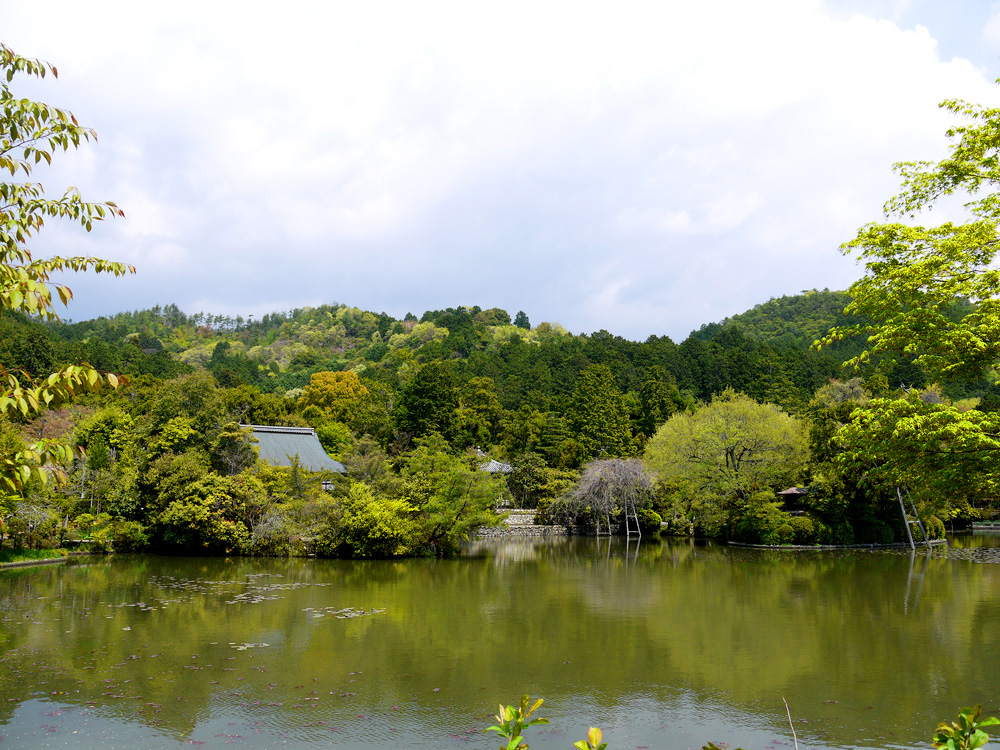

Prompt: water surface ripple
[2,535,999,749]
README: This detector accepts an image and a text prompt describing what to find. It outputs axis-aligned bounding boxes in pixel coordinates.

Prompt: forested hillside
[2,288,996,557]
[694,289,854,349]
[38,296,847,422]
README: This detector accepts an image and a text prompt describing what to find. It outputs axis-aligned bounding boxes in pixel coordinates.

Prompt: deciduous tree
[644,389,808,527]
[815,93,1000,508]
[0,44,134,495]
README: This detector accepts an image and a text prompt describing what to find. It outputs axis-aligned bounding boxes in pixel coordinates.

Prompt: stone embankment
[474,508,569,537]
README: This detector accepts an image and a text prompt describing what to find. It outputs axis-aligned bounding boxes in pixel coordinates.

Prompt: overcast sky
[5,0,1000,341]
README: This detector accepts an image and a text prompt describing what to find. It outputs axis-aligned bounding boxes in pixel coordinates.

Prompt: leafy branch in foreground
[485,695,549,750]
[933,705,1000,750]
[0,365,121,493]
[813,89,1000,516]
[0,42,133,496]
[488,697,998,750]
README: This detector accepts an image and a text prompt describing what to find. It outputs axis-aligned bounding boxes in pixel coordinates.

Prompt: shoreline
[728,539,948,550]
[0,551,92,570]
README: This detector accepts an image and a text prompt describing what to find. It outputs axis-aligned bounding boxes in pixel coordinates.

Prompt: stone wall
[474,508,569,537]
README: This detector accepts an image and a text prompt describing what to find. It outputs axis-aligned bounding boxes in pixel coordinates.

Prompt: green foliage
[298,370,368,423]
[0,44,133,498]
[637,372,685,438]
[834,396,1000,511]
[933,705,1000,750]
[145,450,212,516]
[637,508,662,533]
[568,364,633,459]
[573,727,608,750]
[402,438,505,554]
[925,514,946,540]
[153,472,267,554]
[210,422,258,475]
[107,518,148,551]
[819,95,1000,383]
[484,695,549,750]
[395,361,459,442]
[315,421,353,459]
[711,289,854,352]
[0,547,67,564]
[731,499,791,545]
[813,93,1000,519]
[326,482,417,558]
[645,389,809,532]
[789,515,816,544]
[157,494,249,553]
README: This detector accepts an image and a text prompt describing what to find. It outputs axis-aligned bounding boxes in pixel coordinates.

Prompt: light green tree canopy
[644,389,809,505]
[0,44,134,495]
[833,395,1000,510]
[815,93,1000,506]
[817,96,1000,382]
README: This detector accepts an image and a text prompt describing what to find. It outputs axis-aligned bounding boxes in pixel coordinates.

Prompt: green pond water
[2,535,1000,749]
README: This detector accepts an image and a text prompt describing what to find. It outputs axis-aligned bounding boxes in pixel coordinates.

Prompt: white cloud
[3,0,998,340]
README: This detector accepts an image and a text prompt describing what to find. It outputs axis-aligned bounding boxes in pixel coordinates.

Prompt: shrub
[111,520,149,552]
[637,508,662,534]
[925,514,946,540]
[322,482,417,558]
[732,502,789,545]
[855,519,895,545]
[826,521,855,545]
[788,516,815,544]
[777,524,795,544]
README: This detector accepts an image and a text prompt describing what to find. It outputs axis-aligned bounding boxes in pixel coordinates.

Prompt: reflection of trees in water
[0,544,998,746]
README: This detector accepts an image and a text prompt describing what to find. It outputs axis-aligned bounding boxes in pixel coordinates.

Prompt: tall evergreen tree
[567,364,632,458]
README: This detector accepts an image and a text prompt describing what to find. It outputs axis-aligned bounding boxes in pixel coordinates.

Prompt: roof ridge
[243,424,317,435]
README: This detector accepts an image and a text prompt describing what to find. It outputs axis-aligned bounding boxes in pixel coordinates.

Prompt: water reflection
[1,538,999,749]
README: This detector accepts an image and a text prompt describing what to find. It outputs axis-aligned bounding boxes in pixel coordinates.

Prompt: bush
[854,519,895,545]
[788,516,815,544]
[732,502,790,545]
[825,521,855,545]
[319,482,417,558]
[924,514,946,540]
[637,508,662,534]
[111,520,149,552]
[777,524,795,544]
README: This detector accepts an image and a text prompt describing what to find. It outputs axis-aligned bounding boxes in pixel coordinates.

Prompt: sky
[4,0,1000,342]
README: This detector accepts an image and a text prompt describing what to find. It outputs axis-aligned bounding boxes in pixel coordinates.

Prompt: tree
[834,396,1000,512]
[0,44,133,495]
[401,436,505,554]
[452,376,505,449]
[210,422,259,476]
[637,370,686,437]
[549,458,654,535]
[513,310,530,330]
[567,364,633,458]
[394,361,459,443]
[815,93,1000,510]
[818,96,1000,382]
[323,481,417,558]
[644,389,808,531]
[298,371,369,423]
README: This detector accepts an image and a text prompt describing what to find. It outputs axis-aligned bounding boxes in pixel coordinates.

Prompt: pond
[2,534,1000,749]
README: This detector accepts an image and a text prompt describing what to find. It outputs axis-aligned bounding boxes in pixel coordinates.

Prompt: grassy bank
[0,548,70,566]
